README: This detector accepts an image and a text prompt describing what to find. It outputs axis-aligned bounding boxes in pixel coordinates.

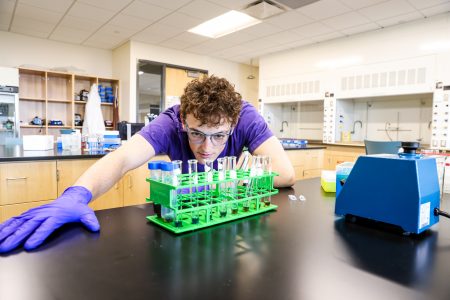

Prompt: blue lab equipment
[335,142,440,234]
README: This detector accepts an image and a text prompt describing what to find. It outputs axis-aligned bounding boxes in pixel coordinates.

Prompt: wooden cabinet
[286,149,324,180]
[323,145,365,170]
[0,161,57,205]
[57,159,123,211]
[165,67,206,109]
[18,68,119,137]
[0,200,52,223]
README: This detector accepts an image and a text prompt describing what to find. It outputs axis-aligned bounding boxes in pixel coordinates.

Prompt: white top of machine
[0,66,19,87]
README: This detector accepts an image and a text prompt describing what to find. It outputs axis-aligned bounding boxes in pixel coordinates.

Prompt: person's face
[183,113,233,165]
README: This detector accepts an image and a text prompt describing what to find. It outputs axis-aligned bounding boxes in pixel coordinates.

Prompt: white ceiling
[1,0,449,65]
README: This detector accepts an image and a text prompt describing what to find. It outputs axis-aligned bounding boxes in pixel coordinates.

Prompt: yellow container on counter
[321,170,336,193]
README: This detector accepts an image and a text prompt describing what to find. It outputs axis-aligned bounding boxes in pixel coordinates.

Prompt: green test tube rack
[146,169,278,234]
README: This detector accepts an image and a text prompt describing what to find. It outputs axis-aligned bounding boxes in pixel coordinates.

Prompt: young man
[0,76,295,253]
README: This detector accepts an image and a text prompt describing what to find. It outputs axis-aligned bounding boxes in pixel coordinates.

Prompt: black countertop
[1,178,449,300]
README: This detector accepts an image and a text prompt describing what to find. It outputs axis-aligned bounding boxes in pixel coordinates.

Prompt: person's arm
[252,136,295,187]
[0,134,156,253]
[75,133,156,199]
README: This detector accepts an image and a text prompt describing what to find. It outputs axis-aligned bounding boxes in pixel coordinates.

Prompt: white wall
[0,31,112,77]
[114,40,259,122]
[260,13,450,97]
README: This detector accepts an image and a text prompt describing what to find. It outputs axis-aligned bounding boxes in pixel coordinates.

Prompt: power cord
[434,208,450,219]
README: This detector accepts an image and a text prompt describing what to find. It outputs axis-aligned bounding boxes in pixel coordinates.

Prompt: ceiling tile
[15,3,63,24]
[420,3,450,17]
[68,2,116,23]
[407,0,450,10]
[96,24,140,38]
[59,15,103,31]
[338,0,388,10]
[340,22,381,35]
[19,0,73,13]
[290,22,334,38]
[376,11,424,27]
[214,45,252,58]
[158,38,192,50]
[132,24,181,44]
[297,0,352,20]
[108,14,151,32]
[322,11,371,30]
[238,22,284,38]
[0,0,15,12]
[83,32,126,49]
[172,32,210,44]
[216,31,256,46]
[310,31,345,42]
[283,38,315,49]
[265,11,314,30]
[185,43,221,55]
[77,0,132,11]
[49,26,92,44]
[121,1,171,22]
[358,0,416,21]
[132,32,170,44]
[0,12,12,30]
[158,12,203,31]
[139,0,192,10]
[206,0,256,10]
[11,16,55,36]
[178,0,229,20]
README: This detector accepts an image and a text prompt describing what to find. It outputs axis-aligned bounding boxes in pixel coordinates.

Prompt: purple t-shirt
[138,101,273,173]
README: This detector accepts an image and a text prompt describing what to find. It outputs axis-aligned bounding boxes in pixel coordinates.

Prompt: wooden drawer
[303,169,322,179]
[0,200,52,222]
[286,150,306,166]
[0,161,57,205]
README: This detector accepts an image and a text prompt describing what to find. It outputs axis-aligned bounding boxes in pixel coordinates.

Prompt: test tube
[227,156,238,214]
[217,157,227,217]
[160,162,175,223]
[244,156,258,211]
[172,160,183,227]
[148,161,161,217]
[188,159,199,224]
[263,156,272,207]
[204,159,214,217]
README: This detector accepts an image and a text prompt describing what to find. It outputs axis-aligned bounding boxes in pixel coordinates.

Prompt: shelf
[47,126,71,129]
[101,103,113,106]
[47,98,72,103]
[19,97,45,102]
[74,101,87,104]
[21,125,45,128]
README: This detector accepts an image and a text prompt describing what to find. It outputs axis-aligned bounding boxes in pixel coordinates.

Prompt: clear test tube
[263,156,273,206]
[217,157,227,217]
[204,159,214,216]
[188,159,199,224]
[227,156,238,214]
[160,162,175,223]
[148,161,161,217]
[244,155,259,211]
[172,160,183,227]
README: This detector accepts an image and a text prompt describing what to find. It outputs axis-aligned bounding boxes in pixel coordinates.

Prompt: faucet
[280,121,288,133]
[351,120,363,134]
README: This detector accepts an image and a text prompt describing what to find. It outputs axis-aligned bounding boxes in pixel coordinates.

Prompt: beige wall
[0,31,112,77]
[114,40,259,121]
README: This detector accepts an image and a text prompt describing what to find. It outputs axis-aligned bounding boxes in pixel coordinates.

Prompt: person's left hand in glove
[0,186,100,253]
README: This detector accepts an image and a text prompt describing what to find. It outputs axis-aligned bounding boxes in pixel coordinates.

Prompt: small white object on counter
[23,135,54,151]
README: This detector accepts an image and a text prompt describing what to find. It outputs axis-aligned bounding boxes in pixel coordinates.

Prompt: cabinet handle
[127,175,132,189]
[6,176,28,180]
[114,183,119,190]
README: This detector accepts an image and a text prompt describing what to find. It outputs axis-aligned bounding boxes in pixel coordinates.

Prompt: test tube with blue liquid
[148,161,161,217]
[188,159,199,224]
[160,162,175,223]
[172,160,183,227]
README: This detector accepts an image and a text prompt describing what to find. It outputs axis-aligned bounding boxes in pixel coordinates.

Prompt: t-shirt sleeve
[242,104,273,153]
[137,113,173,154]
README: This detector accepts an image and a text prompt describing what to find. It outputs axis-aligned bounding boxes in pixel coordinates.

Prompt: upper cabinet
[18,68,119,136]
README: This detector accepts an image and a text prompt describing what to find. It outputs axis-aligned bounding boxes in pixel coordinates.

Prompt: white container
[23,135,54,150]
[61,133,81,151]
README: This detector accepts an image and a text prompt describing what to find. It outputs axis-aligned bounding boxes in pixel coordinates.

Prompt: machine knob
[401,141,420,154]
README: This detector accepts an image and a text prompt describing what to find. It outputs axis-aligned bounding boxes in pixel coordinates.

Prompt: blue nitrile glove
[0,186,100,253]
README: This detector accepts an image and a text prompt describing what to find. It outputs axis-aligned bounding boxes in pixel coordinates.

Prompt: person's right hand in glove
[0,186,100,253]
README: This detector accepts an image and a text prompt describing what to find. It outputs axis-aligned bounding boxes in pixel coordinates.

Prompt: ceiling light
[138,71,144,75]
[316,56,363,69]
[188,10,261,38]
[420,40,450,52]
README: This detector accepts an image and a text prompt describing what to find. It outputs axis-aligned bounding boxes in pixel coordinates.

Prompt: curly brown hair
[180,75,242,126]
